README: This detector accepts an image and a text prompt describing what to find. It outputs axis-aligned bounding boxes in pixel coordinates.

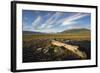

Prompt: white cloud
[61,21,76,26]
[31,13,89,30]
[64,13,88,22]
[23,16,43,31]
[40,12,63,29]
[23,12,90,33]
[58,13,89,26]
[32,16,42,29]
[22,22,32,31]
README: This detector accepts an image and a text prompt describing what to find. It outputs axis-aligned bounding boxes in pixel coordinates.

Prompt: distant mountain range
[61,28,90,34]
[23,31,45,34]
[23,28,90,35]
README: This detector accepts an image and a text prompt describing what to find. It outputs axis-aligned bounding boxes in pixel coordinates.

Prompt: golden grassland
[23,33,90,41]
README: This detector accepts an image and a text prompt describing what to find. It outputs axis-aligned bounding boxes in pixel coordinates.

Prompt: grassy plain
[23,33,90,41]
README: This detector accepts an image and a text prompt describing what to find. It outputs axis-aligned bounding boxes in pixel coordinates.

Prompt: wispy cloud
[58,13,89,26]
[23,22,32,31]
[32,16,42,30]
[40,12,63,29]
[23,10,90,33]
[64,13,88,22]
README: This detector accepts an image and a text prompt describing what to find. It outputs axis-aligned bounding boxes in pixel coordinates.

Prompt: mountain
[23,28,90,35]
[61,28,90,34]
[23,31,44,35]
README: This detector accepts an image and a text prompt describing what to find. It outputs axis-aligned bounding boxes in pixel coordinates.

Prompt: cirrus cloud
[23,10,91,33]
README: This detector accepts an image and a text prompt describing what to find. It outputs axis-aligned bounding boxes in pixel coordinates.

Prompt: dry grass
[23,34,90,41]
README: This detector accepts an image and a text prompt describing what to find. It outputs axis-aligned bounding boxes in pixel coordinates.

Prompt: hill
[61,28,90,34]
[23,31,44,35]
[23,28,90,35]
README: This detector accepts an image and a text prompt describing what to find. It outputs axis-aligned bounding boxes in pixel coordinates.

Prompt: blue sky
[22,10,91,33]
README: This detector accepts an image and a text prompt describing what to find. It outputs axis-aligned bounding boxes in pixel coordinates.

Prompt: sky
[22,10,91,33]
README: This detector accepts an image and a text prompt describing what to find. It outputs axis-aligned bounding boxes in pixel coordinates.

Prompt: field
[23,34,90,41]
[23,33,91,63]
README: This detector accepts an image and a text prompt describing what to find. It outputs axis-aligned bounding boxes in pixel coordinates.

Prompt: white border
[16,3,96,70]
